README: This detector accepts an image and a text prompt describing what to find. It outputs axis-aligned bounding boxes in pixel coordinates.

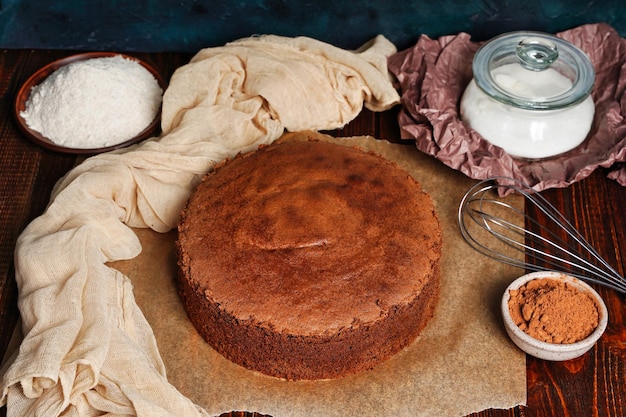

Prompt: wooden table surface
[0,49,624,417]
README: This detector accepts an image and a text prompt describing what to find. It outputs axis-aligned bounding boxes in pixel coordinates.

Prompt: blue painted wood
[0,0,624,52]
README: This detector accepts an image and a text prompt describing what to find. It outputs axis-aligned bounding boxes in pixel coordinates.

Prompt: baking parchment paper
[110,131,526,417]
[387,23,626,195]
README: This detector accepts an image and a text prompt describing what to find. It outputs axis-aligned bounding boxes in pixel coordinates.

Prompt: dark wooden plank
[0,50,79,361]
[523,170,626,417]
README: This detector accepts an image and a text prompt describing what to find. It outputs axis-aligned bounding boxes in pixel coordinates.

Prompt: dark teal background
[0,0,624,52]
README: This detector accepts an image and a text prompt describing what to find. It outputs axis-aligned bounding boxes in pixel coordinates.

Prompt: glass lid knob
[516,37,558,71]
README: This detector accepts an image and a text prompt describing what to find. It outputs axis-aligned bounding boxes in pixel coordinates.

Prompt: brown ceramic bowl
[14,52,166,154]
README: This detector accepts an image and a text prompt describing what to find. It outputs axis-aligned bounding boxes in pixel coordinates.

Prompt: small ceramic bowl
[501,271,608,361]
[14,51,166,154]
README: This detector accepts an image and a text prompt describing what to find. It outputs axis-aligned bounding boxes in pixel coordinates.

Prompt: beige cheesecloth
[0,35,401,416]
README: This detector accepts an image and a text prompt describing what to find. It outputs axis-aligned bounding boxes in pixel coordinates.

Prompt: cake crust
[177,139,442,380]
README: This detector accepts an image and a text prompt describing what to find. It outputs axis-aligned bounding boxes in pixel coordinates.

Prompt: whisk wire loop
[458,177,626,294]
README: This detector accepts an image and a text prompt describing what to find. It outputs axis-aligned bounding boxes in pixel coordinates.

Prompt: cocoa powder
[508,278,599,344]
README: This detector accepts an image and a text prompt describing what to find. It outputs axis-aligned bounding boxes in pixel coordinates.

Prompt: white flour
[21,55,163,149]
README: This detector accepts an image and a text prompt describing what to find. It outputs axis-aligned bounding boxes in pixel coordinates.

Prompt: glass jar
[460,31,595,160]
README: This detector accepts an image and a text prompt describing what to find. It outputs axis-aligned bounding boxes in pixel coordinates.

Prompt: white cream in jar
[461,32,596,160]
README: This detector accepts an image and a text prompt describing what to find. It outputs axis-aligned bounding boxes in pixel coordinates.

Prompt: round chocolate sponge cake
[176,139,442,380]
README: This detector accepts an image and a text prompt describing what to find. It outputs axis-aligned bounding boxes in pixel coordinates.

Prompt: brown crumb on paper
[508,278,599,344]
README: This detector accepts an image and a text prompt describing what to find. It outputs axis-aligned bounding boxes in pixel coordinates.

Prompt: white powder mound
[21,55,163,149]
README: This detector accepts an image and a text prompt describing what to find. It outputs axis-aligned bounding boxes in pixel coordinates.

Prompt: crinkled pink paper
[388,23,626,195]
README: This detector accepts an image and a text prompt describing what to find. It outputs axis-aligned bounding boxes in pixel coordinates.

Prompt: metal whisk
[458,177,626,294]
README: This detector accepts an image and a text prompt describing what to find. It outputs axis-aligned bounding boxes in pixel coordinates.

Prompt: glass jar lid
[472,31,595,110]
